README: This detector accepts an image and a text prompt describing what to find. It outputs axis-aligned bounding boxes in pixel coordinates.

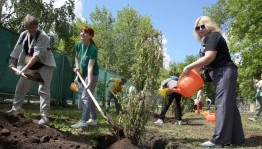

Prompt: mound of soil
[0,101,176,149]
[0,112,93,149]
[0,112,137,149]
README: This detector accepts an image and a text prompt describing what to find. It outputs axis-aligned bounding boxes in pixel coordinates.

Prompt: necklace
[79,42,90,66]
[27,33,35,54]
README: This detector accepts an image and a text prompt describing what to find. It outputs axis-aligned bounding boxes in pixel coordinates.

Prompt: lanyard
[80,42,89,66]
[27,33,35,54]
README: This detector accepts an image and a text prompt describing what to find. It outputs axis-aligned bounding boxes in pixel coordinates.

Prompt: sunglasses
[195,25,206,31]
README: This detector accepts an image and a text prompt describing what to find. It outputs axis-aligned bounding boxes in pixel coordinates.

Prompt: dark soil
[1,112,99,149]
[0,111,145,149]
[0,102,160,149]
[0,102,137,149]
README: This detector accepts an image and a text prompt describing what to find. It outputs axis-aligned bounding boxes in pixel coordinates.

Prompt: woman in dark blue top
[182,16,245,147]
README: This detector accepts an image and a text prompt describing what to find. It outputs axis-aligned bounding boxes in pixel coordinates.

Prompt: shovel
[76,71,125,138]
[11,67,45,85]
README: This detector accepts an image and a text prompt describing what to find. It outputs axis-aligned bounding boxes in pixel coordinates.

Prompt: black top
[23,32,44,70]
[201,32,236,69]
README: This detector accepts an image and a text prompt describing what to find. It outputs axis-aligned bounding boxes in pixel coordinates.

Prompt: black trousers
[210,65,245,145]
[159,91,182,121]
[105,91,122,114]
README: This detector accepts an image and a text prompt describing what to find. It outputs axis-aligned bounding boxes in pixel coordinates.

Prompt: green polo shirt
[75,41,99,77]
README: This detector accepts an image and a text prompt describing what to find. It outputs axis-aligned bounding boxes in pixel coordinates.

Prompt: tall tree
[120,15,163,144]
[130,16,163,91]
[113,7,140,78]
[89,6,115,70]
[204,0,262,101]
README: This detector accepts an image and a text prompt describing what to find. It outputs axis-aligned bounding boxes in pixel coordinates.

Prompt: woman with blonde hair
[182,16,245,147]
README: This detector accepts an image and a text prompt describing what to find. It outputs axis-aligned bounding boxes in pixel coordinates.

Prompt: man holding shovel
[7,15,56,125]
[106,77,127,114]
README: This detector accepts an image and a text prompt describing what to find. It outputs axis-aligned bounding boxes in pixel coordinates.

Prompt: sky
[4,0,218,67]
[81,0,218,67]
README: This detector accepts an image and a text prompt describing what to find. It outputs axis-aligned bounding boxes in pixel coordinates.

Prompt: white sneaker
[175,120,182,125]
[86,119,97,126]
[154,119,164,125]
[38,117,49,125]
[6,108,21,113]
[71,120,87,128]
[200,141,221,147]
[248,117,257,122]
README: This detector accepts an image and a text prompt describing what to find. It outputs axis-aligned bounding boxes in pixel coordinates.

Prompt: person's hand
[86,82,91,91]
[73,67,79,72]
[19,67,27,75]
[8,57,18,69]
[182,65,191,76]
[8,63,16,69]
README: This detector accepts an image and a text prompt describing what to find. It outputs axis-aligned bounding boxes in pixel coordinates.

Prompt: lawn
[0,99,262,149]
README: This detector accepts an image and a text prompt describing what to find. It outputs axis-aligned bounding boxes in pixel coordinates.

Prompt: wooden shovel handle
[11,67,28,78]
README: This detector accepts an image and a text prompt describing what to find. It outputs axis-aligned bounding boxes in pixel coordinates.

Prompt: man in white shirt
[205,97,212,110]
[7,15,56,125]
[249,73,262,122]
[155,76,183,125]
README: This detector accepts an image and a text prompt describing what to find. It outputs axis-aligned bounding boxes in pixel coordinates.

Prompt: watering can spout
[159,88,182,97]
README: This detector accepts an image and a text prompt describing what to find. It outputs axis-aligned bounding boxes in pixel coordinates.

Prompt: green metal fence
[0,27,127,103]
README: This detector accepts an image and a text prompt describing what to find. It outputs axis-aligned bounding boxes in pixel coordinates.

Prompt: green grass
[146,112,262,149]
[1,100,262,148]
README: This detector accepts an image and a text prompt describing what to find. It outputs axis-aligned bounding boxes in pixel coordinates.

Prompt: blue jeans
[80,75,98,121]
[77,92,82,109]
[77,83,83,109]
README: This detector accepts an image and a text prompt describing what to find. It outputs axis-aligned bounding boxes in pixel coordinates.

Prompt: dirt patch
[0,112,93,149]
[0,111,170,149]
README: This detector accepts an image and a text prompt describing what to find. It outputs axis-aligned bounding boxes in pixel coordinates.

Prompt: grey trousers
[80,75,98,121]
[12,66,54,117]
[210,65,245,145]
[253,96,262,119]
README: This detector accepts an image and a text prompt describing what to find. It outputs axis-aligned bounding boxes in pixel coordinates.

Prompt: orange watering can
[206,113,216,123]
[159,69,204,97]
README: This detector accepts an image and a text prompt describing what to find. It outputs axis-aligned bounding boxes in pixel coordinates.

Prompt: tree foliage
[204,0,262,101]
[112,7,140,78]
[119,18,163,145]
[88,6,164,81]
[1,0,76,53]
[130,18,163,91]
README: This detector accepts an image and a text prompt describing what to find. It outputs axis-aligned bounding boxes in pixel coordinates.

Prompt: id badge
[25,56,32,64]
